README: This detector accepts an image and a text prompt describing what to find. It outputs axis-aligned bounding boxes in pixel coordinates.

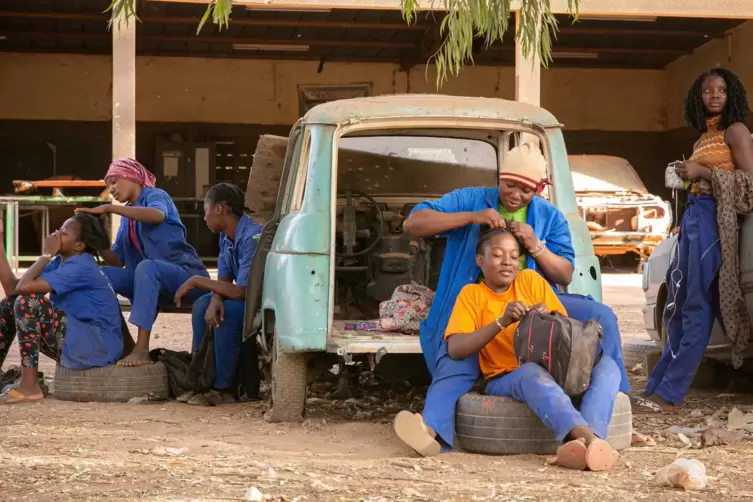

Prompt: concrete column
[111,11,137,242]
[514,11,541,106]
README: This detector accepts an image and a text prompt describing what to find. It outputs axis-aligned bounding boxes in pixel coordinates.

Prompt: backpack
[149,349,193,398]
[185,325,216,394]
[232,336,261,401]
[513,310,602,397]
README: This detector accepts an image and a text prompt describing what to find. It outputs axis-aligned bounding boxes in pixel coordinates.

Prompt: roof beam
[149,0,753,18]
[0,30,415,49]
[0,11,426,30]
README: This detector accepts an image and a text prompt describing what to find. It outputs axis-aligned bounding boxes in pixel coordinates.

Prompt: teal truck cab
[243,95,602,422]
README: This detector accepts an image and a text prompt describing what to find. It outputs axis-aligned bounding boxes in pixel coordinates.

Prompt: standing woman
[0,214,123,403]
[174,182,262,406]
[641,68,753,412]
[76,158,209,366]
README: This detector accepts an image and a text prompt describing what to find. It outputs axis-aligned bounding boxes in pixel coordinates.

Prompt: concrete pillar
[514,11,541,106]
[111,11,137,242]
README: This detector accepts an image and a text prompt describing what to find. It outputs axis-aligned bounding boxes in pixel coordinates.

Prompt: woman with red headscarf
[76,158,208,366]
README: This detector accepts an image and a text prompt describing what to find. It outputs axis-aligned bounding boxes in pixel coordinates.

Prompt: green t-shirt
[478,204,528,284]
[498,204,528,271]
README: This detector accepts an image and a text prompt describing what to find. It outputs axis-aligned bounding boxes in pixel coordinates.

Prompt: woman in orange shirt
[396,228,620,471]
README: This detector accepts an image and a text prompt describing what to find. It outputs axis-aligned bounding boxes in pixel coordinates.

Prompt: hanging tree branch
[106,0,577,87]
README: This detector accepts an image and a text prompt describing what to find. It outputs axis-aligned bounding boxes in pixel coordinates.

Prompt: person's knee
[592,301,618,328]
[13,294,40,316]
[517,362,551,380]
[135,259,158,279]
[192,294,213,318]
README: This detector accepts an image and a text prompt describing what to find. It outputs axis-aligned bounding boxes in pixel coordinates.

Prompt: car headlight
[642,259,650,291]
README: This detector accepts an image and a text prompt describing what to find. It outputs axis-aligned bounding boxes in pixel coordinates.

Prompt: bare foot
[116,348,153,367]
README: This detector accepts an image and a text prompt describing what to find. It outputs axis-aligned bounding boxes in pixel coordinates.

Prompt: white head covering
[499,143,551,192]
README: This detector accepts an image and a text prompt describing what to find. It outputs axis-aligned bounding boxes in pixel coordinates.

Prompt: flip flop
[393,410,441,457]
[631,395,675,415]
[0,388,44,404]
[585,438,616,472]
[553,438,588,470]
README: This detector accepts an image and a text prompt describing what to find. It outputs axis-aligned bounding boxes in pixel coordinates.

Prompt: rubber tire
[54,363,169,403]
[622,340,658,373]
[264,330,307,423]
[455,392,632,455]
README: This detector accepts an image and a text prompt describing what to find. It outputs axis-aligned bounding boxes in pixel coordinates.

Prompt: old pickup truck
[242,95,603,422]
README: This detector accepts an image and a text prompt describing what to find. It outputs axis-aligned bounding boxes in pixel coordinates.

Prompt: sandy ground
[2,274,753,501]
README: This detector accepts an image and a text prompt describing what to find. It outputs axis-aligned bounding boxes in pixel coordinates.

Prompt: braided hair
[205,182,247,217]
[684,67,749,132]
[71,213,110,260]
[476,226,520,255]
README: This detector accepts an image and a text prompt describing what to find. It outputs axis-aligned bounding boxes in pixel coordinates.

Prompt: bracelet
[495,317,506,330]
[530,240,546,258]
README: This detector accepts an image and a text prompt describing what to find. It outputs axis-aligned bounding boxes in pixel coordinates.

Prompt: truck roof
[302,94,561,128]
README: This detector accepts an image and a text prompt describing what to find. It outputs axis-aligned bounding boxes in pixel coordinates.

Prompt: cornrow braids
[684,67,750,132]
[71,213,111,261]
[476,225,519,255]
[206,182,248,217]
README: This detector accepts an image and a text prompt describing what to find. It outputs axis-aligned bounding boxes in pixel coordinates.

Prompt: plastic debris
[652,458,707,490]
[245,487,264,502]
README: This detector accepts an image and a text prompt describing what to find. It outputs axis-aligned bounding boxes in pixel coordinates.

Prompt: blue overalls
[191,214,262,389]
[645,194,722,405]
[103,187,209,332]
[415,187,629,448]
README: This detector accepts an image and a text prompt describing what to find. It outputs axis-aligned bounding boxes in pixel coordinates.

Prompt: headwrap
[499,143,551,193]
[105,158,156,188]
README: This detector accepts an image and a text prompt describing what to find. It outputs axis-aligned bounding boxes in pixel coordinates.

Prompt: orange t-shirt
[444,269,567,380]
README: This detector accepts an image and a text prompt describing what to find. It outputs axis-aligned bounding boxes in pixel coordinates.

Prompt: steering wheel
[337,190,384,258]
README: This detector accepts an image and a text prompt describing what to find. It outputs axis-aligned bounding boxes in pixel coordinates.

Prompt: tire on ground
[455,392,632,455]
[622,340,658,373]
[54,363,169,402]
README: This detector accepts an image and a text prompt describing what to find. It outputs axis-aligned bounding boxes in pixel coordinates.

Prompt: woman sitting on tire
[173,182,262,406]
[394,228,620,471]
[0,214,123,404]
[75,158,209,367]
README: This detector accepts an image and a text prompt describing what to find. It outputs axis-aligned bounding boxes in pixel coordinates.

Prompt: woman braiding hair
[75,157,209,367]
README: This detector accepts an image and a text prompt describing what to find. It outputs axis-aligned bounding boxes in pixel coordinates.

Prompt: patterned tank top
[689,116,735,195]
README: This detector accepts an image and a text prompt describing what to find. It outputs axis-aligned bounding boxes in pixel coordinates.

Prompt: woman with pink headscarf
[76,158,208,366]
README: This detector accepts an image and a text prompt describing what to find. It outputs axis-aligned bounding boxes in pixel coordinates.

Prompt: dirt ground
[3,274,753,501]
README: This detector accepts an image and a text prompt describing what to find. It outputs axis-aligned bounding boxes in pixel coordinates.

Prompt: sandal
[187,389,236,407]
[631,395,675,414]
[554,438,588,470]
[0,388,44,404]
[393,410,441,457]
[585,438,617,472]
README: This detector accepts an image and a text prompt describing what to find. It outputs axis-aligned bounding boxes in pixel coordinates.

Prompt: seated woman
[76,158,209,367]
[395,228,620,471]
[173,182,262,406]
[396,142,629,452]
[0,214,123,403]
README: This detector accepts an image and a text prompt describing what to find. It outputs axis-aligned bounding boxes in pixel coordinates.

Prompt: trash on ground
[652,458,708,491]
[245,487,264,502]
[727,407,753,432]
[702,428,745,447]
[150,446,189,457]
[667,426,704,437]
[631,432,656,447]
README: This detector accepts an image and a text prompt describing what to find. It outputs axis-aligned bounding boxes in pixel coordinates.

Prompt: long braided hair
[684,67,749,132]
[205,182,248,217]
[71,213,110,261]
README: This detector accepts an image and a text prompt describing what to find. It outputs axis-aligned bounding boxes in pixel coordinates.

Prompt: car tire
[54,363,169,402]
[455,392,632,455]
[622,340,659,373]
[264,329,307,423]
